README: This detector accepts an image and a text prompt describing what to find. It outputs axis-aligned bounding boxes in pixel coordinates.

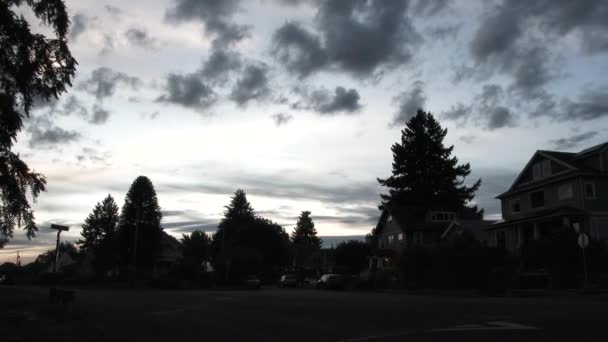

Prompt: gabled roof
[498,141,607,198]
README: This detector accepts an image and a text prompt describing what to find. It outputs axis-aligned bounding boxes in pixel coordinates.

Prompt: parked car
[0,273,14,285]
[244,275,261,289]
[303,277,318,287]
[316,274,344,290]
[279,274,298,287]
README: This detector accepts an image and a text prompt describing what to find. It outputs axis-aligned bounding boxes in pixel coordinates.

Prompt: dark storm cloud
[271,22,328,79]
[229,64,270,106]
[560,86,608,121]
[271,113,293,126]
[78,67,141,100]
[165,0,250,48]
[90,104,111,125]
[411,0,451,17]
[485,106,516,130]
[291,86,362,115]
[157,73,217,111]
[271,0,422,78]
[69,13,91,40]
[551,131,599,150]
[27,116,81,149]
[442,103,472,122]
[391,81,426,125]
[475,84,517,130]
[125,28,157,49]
[201,49,242,84]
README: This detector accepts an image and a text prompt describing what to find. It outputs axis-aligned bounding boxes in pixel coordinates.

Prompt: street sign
[50,224,69,231]
[578,233,590,249]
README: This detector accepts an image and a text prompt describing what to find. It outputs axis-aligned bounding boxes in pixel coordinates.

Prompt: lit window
[398,233,403,241]
[388,235,394,244]
[558,183,573,200]
[584,183,596,199]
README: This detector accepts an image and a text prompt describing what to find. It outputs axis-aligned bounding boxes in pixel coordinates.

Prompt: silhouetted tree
[36,241,79,267]
[0,0,76,247]
[180,230,210,274]
[378,109,481,212]
[78,195,119,272]
[291,211,322,267]
[117,176,163,268]
[211,190,291,282]
[334,240,370,274]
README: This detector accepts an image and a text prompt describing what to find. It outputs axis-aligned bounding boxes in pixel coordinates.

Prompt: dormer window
[533,160,552,180]
[430,211,455,222]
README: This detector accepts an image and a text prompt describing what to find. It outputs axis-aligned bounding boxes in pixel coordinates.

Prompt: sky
[2,0,608,263]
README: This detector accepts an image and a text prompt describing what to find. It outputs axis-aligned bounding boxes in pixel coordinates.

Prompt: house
[488,142,608,254]
[369,207,489,269]
[153,231,182,275]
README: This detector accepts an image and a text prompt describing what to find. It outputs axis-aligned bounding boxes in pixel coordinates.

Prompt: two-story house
[368,206,490,269]
[488,142,608,254]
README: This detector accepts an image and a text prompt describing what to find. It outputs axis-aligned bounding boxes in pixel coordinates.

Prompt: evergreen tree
[78,195,119,272]
[0,0,76,247]
[291,211,322,267]
[79,195,119,250]
[181,230,210,274]
[118,176,163,267]
[211,189,255,257]
[378,109,481,212]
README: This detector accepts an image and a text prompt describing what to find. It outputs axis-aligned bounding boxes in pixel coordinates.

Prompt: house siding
[501,179,582,221]
[583,177,608,212]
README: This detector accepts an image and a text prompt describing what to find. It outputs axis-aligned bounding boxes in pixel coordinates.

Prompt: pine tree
[181,230,210,274]
[291,211,322,248]
[79,195,119,250]
[0,0,76,247]
[378,109,481,212]
[118,176,163,267]
[291,211,322,267]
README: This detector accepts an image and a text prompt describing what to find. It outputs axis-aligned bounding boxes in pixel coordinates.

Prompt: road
[3,286,608,341]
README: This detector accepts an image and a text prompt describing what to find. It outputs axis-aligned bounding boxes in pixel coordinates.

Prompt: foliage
[0,0,77,246]
[35,241,79,266]
[180,230,210,275]
[78,194,119,272]
[398,236,509,289]
[117,176,163,267]
[377,109,481,213]
[291,211,322,267]
[334,240,370,274]
[211,189,291,282]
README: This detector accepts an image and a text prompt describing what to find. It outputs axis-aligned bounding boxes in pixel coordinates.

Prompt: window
[387,215,393,223]
[584,182,596,199]
[558,183,573,200]
[533,163,542,180]
[398,233,403,241]
[542,160,551,177]
[530,191,545,208]
[496,231,506,249]
[387,234,394,244]
[510,198,521,213]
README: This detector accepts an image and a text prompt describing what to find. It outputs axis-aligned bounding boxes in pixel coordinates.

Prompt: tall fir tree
[378,109,481,213]
[79,195,119,250]
[118,176,163,267]
[291,211,322,267]
[0,0,76,247]
[79,194,119,272]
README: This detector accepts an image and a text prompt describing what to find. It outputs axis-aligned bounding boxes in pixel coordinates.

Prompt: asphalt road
[4,286,608,341]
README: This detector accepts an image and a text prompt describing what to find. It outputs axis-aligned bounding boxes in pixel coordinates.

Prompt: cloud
[99,34,115,56]
[271,0,422,78]
[201,49,242,84]
[291,86,362,115]
[442,103,472,123]
[90,104,111,125]
[157,72,217,111]
[550,131,599,150]
[391,81,426,125]
[76,147,111,164]
[165,0,250,48]
[485,106,516,130]
[560,86,608,121]
[475,84,517,130]
[125,28,157,49]
[78,67,141,100]
[27,116,81,149]
[411,0,452,17]
[229,64,270,106]
[271,22,328,79]
[459,135,476,144]
[69,13,92,40]
[105,5,122,16]
[271,113,293,126]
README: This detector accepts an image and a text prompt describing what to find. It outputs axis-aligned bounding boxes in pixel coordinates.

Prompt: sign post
[578,232,590,290]
[50,224,69,273]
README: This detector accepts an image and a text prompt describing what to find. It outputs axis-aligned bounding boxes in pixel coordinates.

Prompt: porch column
[533,223,540,240]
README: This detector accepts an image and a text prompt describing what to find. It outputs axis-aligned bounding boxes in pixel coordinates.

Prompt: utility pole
[50,224,69,273]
